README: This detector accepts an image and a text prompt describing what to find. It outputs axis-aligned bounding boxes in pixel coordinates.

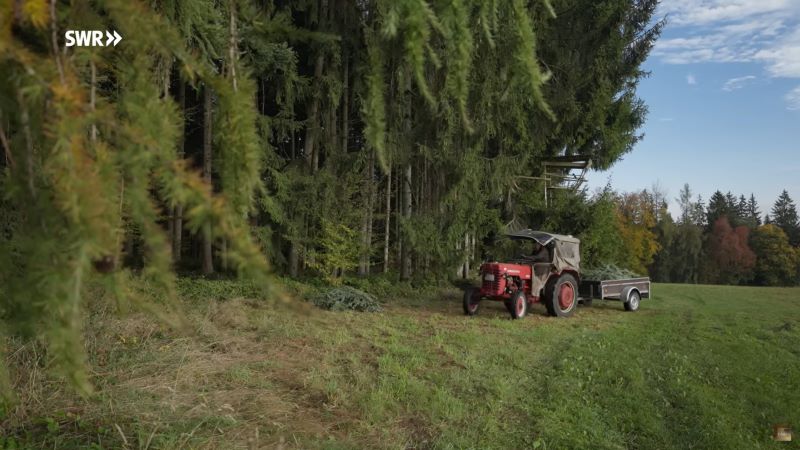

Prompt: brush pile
[313,286,382,312]
[582,264,641,281]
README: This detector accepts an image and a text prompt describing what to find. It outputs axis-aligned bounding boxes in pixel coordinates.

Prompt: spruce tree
[706,191,730,229]
[747,194,761,227]
[771,190,800,246]
[677,184,694,225]
[737,194,748,224]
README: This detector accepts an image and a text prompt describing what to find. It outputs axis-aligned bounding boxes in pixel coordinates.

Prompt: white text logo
[65,30,122,47]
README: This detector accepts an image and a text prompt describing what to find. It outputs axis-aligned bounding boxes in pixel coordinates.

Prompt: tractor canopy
[505,229,581,273]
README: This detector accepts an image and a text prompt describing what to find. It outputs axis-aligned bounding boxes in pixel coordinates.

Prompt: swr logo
[65,30,122,47]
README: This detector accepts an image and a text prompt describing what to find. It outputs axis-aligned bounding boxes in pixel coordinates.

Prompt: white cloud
[786,86,800,110]
[660,0,794,26]
[653,0,800,109]
[753,28,800,77]
[722,75,757,91]
[687,74,697,85]
[653,15,789,65]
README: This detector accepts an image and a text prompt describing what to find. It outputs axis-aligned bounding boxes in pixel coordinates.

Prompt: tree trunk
[396,169,402,270]
[471,231,476,272]
[462,232,469,278]
[290,128,296,160]
[164,62,173,241]
[304,53,324,171]
[359,149,376,276]
[298,45,325,276]
[341,54,349,153]
[383,165,391,273]
[359,176,369,277]
[0,119,13,169]
[228,0,238,92]
[400,164,412,281]
[366,148,375,275]
[221,0,236,276]
[358,149,372,276]
[289,240,299,277]
[202,86,214,275]
[330,98,337,156]
[172,79,185,262]
[17,90,35,200]
[50,0,64,84]
[90,60,97,142]
[221,238,228,272]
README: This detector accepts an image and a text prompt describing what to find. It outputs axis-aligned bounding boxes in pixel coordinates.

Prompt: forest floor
[2,280,800,449]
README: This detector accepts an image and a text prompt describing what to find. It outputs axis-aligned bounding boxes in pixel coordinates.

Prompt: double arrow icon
[105,30,122,46]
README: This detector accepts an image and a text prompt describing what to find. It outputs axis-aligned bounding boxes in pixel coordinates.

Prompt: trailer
[578,277,651,311]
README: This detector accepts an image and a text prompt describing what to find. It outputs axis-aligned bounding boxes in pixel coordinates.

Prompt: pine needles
[313,286,382,312]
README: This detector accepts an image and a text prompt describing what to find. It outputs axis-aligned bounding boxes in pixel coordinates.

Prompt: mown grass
[2,281,799,449]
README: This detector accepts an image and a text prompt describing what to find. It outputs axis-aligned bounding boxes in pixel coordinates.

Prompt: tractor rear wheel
[462,288,481,316]
[506,290,528,320]
[545,274,578,317]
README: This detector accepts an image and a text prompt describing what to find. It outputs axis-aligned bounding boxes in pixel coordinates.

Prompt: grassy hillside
[2,282,799,449]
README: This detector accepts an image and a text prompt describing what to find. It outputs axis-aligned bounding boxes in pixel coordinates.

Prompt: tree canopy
[771,190,800,246]
[750,225,799,287]
[1,0,664,393]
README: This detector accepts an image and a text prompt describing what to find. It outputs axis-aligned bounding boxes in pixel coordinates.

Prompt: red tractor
[462,229,650,319]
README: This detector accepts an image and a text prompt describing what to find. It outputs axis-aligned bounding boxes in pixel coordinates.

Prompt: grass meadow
[2,281,799,449]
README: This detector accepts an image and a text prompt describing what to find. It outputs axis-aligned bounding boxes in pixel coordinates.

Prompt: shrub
[306,221,360,284]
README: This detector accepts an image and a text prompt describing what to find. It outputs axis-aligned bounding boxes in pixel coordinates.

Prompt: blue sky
[585,0,800,218]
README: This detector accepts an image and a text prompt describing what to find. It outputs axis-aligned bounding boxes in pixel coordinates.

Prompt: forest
[485,182,800,287]
[1,0,798,409]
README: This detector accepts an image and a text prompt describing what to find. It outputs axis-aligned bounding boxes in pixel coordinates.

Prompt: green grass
[2,282,800,449]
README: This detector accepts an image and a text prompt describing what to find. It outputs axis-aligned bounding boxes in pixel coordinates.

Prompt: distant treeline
[581,185,800,287]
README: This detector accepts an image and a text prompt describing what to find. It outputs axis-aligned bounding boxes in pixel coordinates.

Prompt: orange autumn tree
[614,191,661,275]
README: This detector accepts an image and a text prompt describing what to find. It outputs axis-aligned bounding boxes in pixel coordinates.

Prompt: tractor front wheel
[505,290,528,320]
[463,288,481,316]
[545,274,578,317]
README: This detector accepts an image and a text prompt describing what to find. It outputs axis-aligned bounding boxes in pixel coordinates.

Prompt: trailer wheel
[623,287,640,312]
[506,291,528,320]
[462,288,481,316]
[546,274,578,317]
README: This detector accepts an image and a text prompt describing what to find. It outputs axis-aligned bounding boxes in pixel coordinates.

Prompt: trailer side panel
[599,278,650,300]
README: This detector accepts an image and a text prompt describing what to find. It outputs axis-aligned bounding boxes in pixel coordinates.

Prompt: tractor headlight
[483,273,495,281]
